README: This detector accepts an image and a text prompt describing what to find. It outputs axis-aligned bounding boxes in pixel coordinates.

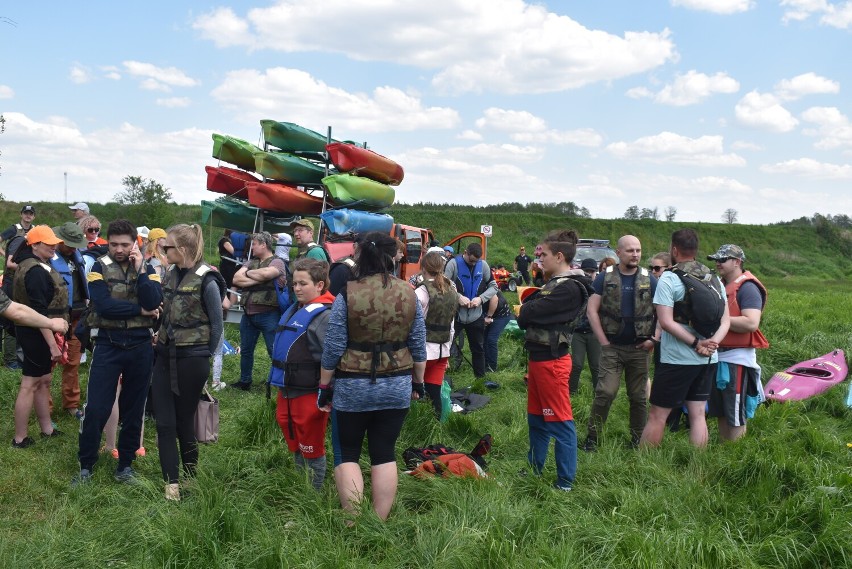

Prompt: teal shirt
[653,271,720,366]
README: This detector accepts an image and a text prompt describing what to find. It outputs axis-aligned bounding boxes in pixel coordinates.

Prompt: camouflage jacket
[240,256,278,308]
[598,266,655,340]
[418,280,458,344]
[158,263,225,347]
[13,257,69,320]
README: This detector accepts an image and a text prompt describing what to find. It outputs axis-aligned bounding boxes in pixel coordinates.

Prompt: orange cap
[26,225,62,246]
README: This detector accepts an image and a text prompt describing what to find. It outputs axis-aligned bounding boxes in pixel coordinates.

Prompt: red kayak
[205,166,260,197]
[326,142,404,186]
[765,349,848,402]
[245,181,325,216]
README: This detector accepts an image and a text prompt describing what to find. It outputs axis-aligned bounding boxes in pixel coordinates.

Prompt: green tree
[113,175,176,228]
[623,205,640,220]
[722,208,738,224]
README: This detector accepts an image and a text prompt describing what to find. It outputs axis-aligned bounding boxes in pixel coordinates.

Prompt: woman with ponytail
[151,224,226,501]
[318,231,427,521]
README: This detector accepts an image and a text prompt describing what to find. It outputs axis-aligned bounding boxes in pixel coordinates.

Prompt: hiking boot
[582,438,597,452]
[114,466,137,484]
[41,429,63,438]
[71,468,93,487]
[229,382,250,391]
[165,483,181,501]
[11,436,35,449]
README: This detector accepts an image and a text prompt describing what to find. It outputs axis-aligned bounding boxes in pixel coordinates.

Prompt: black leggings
[151,354,210,483]
[334,408,408,465]
[424,383,443,418]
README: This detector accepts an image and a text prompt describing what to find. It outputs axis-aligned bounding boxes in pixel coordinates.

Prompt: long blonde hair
[167,223,205,266]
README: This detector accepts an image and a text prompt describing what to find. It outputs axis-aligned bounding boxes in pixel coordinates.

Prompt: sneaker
[212,381,227,391]
[71,468,93,486]
[41,429,63,438]
[553,482,573,492]
[11,436,35,449]
[582,438,597,452]
[114,466,137,483]
[67,408,84,419]
[229,382,251,391]
[5,361,21,370]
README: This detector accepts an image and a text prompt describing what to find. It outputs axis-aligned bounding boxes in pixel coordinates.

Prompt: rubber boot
[165,483,180,501]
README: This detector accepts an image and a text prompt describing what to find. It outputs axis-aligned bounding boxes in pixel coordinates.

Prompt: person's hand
[141,307,160,318]
[412,381,426,400]
[317,385,333,411]
[49,318,69,334]
[458,295,471,307]
[696,339,717,356]
[637,339,655,352]
[49,343,62,362]
[129,242,144,272]
[468,297,482,309]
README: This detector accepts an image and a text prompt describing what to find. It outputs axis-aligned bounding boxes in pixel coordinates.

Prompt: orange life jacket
[720,270,769,349]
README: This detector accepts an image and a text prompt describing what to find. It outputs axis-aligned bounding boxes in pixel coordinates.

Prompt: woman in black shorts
[11,226,69,448]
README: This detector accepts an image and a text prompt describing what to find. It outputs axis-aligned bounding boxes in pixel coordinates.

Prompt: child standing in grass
[517,230,587,491]
[270,259,336,489]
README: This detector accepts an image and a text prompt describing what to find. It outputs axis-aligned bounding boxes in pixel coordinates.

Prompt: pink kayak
[765,349,848,402]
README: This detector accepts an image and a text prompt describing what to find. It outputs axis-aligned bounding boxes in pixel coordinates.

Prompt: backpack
[402,434,492,471]
[671,268,725,338]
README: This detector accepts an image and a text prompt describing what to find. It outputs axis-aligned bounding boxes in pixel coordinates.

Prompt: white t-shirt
[274,233,292,262]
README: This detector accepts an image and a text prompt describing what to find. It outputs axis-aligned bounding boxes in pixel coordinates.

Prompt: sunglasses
[161,244,176,253]
[714,257,735,263]
[86,227,100,234]
[649,265,665,272]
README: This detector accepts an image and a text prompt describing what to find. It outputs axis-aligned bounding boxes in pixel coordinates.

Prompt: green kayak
[322,174,395,211]
[201,197,297,233]
[253,150,328,184]
[260,120,336,153]
[212,133,261,171]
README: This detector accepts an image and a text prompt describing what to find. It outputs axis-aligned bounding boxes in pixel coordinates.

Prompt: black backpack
[671,268,725,338]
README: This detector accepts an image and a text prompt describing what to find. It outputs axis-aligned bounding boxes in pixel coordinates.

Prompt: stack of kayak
[204,119,405,228]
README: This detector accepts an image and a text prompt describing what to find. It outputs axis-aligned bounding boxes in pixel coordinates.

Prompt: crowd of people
[0,202,768,517]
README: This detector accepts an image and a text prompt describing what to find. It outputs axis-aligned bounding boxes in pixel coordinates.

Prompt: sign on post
[481,224,493,237]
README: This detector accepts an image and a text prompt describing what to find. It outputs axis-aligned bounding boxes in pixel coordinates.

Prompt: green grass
[1,279,851,568]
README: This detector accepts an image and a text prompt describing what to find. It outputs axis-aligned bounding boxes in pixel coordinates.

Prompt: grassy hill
[3,200,851,283]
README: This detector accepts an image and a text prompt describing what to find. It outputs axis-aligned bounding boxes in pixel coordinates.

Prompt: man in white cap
[69,203,90,220]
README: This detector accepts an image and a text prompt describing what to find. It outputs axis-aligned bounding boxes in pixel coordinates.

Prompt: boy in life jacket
[269,258,336,489]
[517,230,587,492]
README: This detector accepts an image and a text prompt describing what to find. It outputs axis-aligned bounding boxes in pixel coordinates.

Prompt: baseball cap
[26,225,62,246]
[580,258,598,271]
[148,228,167,241]
[291,218,315,232]
[443,246,454,253]
[69,202,90,213]
[427,246,445,254]
[707,244,746,262]
[52,222,88,249]
[21,205,36,214]
[136,226,151,239]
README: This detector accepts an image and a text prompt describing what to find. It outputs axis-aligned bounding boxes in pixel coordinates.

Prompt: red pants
[61,326,83,410]
[527,356,573,422]
[424,357,449,386]
[276,391,329,459]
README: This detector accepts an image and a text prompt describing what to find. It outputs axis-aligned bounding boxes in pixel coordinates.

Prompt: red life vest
[720,271,769,349]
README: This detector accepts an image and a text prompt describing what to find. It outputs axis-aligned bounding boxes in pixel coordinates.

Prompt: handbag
[195,386,220,443]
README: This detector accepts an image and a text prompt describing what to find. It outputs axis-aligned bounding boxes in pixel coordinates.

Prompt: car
[572,239,617,270]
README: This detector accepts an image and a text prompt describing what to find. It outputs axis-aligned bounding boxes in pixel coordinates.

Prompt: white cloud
[69,64,91,84]
[606,131,746,166]
[760,157,852,178]
[670,0,755,14]
[102,66,122,81]
[210,67,460,134]
[0,85,13,99]
[512,129,603,147]
[731,140,763,151]
[122,61,199,92]
[653,70,740,106]
[800,106,852,149]
[734,91,799,132]
[0,112,88,148]
[475,108,547,132]
[775,72,840,100]
[625,86,654,100]
[193,0,676,95]
[156,97,192,108]
[781,0,852,28]
[457,130,483,141]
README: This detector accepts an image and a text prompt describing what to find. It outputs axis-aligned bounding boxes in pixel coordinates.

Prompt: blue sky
[1,0,850,224]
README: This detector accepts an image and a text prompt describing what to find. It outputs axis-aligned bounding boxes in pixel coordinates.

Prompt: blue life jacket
[268,302,329,391]
[455,254,483,299]
[231,232,248,261]
[50,250,89,313]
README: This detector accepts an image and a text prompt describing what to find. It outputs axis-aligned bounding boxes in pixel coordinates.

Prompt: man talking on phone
[74,220,163,486]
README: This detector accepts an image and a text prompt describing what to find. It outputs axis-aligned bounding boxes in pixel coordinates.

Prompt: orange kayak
[245,181,325,216]
[326,142,404,186]
[205,166,260,197]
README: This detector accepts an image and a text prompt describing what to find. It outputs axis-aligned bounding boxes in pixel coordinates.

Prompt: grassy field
[0,277,850,567]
